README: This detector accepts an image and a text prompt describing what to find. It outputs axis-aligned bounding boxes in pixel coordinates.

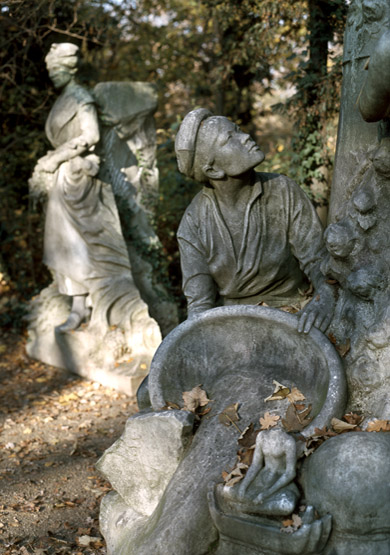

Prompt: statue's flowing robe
[177,173,326,314]
[43,84,145,331]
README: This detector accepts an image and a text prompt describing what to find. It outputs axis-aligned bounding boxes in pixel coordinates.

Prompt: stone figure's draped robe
[43,84,99,295]
[177,173,326,314]
[43,84,144,332]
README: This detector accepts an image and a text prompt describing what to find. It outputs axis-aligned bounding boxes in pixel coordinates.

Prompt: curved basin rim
[148,305,347,435]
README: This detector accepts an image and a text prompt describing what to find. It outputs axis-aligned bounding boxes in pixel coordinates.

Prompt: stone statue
[98,4,390,553]
[322,29,390,417]
[329,0,390,221]
[175,109,335,334]
[97,306,345,554]
[30,43,102,332]
[27,43,168,392]
[229,428,299,516]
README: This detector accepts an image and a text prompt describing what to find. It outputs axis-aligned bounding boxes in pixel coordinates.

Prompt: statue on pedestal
[27,43,177,392]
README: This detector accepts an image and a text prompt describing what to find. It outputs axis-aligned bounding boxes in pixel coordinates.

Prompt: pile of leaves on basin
[164,379,390,535]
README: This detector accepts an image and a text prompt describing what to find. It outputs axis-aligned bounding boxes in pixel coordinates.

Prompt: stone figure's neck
[210,169,256,204]
[62,77,78,93]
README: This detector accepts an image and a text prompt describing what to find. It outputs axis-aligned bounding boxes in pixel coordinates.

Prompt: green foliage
[274,0,347,206]
[0,0,348,312]
[155,121,202,311]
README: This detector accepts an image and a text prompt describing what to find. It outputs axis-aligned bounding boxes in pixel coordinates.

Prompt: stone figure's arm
[287,180,336,333]
[236,435,264,500]
[177,209,217,317]
[178,237,217,317]
[39,103,100,173]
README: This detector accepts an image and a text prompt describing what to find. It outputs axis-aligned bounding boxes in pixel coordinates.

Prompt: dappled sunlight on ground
[0,330,138,554]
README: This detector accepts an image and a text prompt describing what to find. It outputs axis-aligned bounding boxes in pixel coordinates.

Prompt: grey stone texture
[329,0,390,222]
[322,26,390,417]
[301,432,390,554]
[97,410,194,511]
[98,306,346,554]
[209,487,332,555]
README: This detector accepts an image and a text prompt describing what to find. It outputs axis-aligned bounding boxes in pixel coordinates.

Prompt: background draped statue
[27,43,167,392]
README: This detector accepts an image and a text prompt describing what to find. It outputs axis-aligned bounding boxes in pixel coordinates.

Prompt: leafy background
[0,0,348,325]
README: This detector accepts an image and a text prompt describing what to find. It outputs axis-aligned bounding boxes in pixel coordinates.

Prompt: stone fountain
[98,2,390,552]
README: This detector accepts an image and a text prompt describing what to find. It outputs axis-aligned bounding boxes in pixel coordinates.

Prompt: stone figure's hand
[297,284,335,334]
[37,153,60,173]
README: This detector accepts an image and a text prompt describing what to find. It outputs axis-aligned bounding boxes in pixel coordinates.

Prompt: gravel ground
[0,329,138,554]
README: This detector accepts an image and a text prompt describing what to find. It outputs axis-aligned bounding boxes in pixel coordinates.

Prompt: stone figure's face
[202,117,265,178]
[47,63,72,89]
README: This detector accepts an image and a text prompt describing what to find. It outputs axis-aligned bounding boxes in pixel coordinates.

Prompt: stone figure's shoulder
[182,189,211,218]
[257,172,308,202]
[178,189,211,236]
[67,84,95,107]
[257,171,298,191]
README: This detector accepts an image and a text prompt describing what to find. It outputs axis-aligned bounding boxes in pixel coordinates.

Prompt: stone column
[329,0,390,222]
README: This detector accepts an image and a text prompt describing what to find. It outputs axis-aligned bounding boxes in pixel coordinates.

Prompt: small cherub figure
[227,428,299,516]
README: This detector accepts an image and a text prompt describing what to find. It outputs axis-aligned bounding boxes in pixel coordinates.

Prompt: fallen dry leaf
[331,417,357,433]
[163,401,181,410]
[237,447,255,466]
[313,426,337,438]
[77,534,102,547]
[198,406,212,417]
[238,423,259,448]
[264,380,290,402]
[259,412,280,430]
[223,462,248,487]
[335,338,351,358]
[287,387,306,403]
[343,412,364,426]
[279,304,300,314]
[366,419,390,432]
[282,403,312,432]
[182,385,210,412]
[328,332,337,344]
[281,513,302,533]
[292,514,302,529]
[219,403,240,431]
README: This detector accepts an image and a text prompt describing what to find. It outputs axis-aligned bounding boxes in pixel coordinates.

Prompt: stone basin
[101,306,347,555]
[149,305,347,436]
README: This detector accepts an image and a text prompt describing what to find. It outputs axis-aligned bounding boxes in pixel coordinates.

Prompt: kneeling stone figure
[175,109,335,333]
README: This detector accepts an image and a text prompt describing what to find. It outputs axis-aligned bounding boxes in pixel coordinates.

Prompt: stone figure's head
[45,43,79,89]
[175,109,264,184]
[362,0,385,24]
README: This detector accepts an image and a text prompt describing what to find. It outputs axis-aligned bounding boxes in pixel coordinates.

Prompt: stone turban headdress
[175,108,213,182]
[45,43,79,72]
